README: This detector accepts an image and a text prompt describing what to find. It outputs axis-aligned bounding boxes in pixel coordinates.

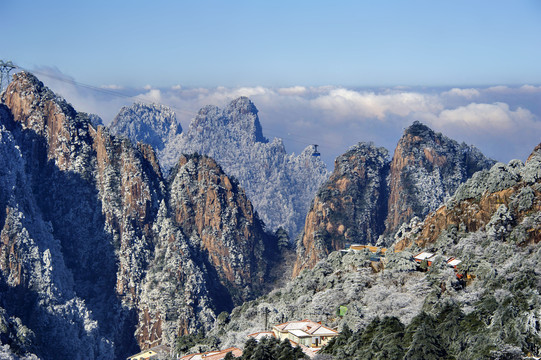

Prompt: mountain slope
[293,122,494,276]
[201,142,541,359]
[110,97,330,239]
[395,143,541,250]
[293,143,389,276]
[0,73,278,359]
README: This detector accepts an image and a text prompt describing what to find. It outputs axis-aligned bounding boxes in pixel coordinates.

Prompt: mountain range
[110,99,329,241]
[0,73,279,359]
[0,72,539,359]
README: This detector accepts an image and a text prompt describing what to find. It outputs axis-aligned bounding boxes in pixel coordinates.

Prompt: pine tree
[404,322,448,360]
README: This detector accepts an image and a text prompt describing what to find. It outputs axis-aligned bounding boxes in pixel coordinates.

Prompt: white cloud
[442,88,480,99]
[277,86,307,96]
[311,88,442,120]
[519,84,541,93]
[137,89,162,103]
[435,102,534,133]
[481,84,541,96]
[485,85,509,93]
[23,67,541,164]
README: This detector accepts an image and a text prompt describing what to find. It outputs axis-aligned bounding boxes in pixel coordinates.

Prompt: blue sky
[2,1,541,167]
[3,1,541,87]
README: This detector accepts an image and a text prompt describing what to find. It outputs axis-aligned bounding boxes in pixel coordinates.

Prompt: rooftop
[127,344,170,360]
[247,331,276,341]
[273,319,338,336]
[180,347,242,360]
[414,252,435,261]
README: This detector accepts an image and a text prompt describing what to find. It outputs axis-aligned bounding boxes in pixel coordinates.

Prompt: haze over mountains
[34,65,541,167]
[0,72,540,360]
[110,98,329,240]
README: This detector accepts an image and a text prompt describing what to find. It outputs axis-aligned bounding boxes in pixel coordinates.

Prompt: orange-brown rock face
[292,122,494,278]
[293,143,389,277]
[3,73,89,171]
[92,127,165,302]
[135,154,277,349]
[0,207,24,287]
[0,72,280,356]
[395,146,541,251]
[1,72,168,355]
[169,154,269,295]
[386,121,493,235]
[4,73,165,305]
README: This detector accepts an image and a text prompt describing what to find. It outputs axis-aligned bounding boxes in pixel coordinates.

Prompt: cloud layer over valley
[31,68,541,168]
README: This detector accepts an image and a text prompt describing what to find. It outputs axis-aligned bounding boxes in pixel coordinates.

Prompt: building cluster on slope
[344,244,463,272]
[127,319,338,359]
[247,319,339,358]
[413,251,462,268]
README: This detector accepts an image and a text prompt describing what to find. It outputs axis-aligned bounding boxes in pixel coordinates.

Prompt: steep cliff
[0,73,278,358]
[386,121,494,234]
[111,97,329,239]
[395,143,541,250]
[293,143,389,276]
[168,154,272,298]
[135,154,278,349]
[293,122,494,277]
[0,78,120,359]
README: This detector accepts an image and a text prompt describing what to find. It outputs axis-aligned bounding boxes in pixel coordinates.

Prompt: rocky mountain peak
[385,121,494,235]
[109,102,181,152]
[527,143,541,162]
[227,96,258,115]
[226,96,266,143]
[293,142,389,276]
[403,120,433,137]
[149,98,329,239]
[3,71,95,174]
[187,96,267,144]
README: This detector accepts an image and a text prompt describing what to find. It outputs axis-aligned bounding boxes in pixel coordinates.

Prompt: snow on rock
[110,97,330,240]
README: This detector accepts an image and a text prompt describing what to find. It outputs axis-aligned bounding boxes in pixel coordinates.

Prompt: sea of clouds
[30,67,541,168]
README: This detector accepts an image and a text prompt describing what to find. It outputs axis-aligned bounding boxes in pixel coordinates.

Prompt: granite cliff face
[0,73,277,359]
[168,154,271,297]
[110,97,330,240]
[136,154,278,349]
[293,143,389,276]
[1,73,132,359]
[395,144,541,250]
[386,121,494,235]
[293,122,494,276]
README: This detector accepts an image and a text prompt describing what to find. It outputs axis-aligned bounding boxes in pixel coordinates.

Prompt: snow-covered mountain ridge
[109,97,330,240]
[0,73,279,359]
